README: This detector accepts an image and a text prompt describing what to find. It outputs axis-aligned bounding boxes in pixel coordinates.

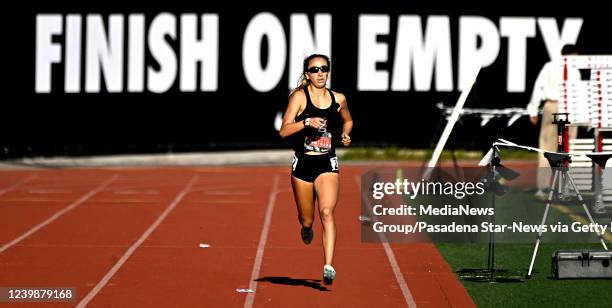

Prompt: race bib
[304,122,332,153]
[304,132,332,153]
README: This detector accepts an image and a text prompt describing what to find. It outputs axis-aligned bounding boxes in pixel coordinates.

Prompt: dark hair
[302,54,331,73]
[289,54,331,96]
[561,44,578,55]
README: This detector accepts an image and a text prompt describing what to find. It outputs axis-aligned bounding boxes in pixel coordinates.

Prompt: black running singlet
[294,87,342,155]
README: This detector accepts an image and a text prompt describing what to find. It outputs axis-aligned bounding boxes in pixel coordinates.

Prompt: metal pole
[527,170,559,278]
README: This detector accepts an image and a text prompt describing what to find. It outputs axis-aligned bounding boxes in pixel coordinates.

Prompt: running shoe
[301,226,314,245]
[323,265,336,285]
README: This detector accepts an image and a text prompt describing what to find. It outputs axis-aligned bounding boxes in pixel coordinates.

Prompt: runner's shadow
[255,276,329,291]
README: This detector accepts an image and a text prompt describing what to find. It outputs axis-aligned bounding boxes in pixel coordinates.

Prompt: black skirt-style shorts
[291,153,339,183]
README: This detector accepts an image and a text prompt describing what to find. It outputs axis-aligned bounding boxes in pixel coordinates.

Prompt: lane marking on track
[77,175,199,308]
[0,174,39,196]
[243,175,280,308]
[355,174,417,308]
[0,175,118,253]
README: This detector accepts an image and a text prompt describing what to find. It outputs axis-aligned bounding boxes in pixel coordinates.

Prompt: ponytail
[289,74,309,97]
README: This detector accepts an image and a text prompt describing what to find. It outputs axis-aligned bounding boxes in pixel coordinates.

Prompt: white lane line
[355,175,417,308]
[76,175,199,308]
[380,243,417,307]
[0,175,118,253]
[0,174,39,196]
[243,175,280,308]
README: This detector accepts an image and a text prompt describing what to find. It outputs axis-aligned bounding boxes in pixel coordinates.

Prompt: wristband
[304,118,311,127]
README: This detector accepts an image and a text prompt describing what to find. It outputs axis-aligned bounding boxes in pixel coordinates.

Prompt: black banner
[3,1,609,157]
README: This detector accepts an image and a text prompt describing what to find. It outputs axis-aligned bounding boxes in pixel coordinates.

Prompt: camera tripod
[526,151,609,278]
[457,145,524,283]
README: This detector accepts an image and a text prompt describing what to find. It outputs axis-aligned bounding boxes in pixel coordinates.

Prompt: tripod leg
[527,170,559,278]
[564,171,609,250]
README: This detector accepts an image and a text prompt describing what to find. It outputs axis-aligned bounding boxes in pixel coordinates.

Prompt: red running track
[0,166,474,307]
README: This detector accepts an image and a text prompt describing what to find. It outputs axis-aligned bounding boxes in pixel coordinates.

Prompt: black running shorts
[291,153,339,183]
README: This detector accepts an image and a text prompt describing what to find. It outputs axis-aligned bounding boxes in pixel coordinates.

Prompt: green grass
[432,190,612,307]
[341,147,538,161]
[437,243,612,307]
[498,148,539,160]
[380,166,611,306]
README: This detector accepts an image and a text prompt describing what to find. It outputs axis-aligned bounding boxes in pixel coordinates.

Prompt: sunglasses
[306,65,330,74]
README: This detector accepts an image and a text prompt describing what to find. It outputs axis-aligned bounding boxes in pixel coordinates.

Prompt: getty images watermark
[360,167,612,243]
